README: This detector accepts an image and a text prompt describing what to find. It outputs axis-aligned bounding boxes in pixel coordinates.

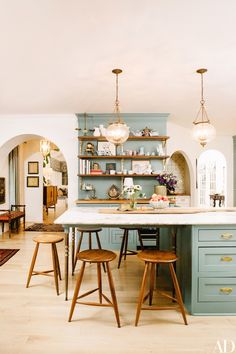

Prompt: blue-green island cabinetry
[179,225,236,315]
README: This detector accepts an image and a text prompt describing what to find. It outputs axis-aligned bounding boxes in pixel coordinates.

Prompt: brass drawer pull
[221,233,233,240]
[220,287,233,294]
[220,256,233,262]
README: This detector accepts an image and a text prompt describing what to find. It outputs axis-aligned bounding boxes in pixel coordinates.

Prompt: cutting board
[99,207,236,214]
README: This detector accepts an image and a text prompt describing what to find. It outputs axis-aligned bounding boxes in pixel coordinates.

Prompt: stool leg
[53,243,62,280]
[106,262,121,328]
[73,232,84,273]
[169,263,188,325]
[124,230,129,260]
[71,228,75,275]
[118,231,126,269]
[26,243,39,288]
[149,263,156,306]
[51,244,60,295]
[68,262,86,322]
[89,232,92,249]
[96,232,106,273]
[138,229,144,251]
[135,262,149,326]
[97,262,102,304]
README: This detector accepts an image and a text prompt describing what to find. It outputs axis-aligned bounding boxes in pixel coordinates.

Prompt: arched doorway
[197,149,227,207]
[0,134,68,226]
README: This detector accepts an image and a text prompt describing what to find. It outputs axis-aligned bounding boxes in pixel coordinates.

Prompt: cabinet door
[199,247,236,272]
[198,229,236,242]
[199,277,236,302]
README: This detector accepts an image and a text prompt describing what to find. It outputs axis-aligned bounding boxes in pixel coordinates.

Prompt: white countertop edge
[55,207,236,226]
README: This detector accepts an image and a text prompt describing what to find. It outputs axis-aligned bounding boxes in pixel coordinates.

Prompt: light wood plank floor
[0,221,236,353]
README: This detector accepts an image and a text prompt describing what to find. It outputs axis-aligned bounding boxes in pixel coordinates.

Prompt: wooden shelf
[76,198,149,204]
[78,174,160,177]
[78,155,169,160]
[78,135,169,141]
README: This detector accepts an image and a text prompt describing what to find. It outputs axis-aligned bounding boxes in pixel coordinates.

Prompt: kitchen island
[55,207,236,315]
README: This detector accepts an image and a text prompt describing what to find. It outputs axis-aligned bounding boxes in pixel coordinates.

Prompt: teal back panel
[77,113,169,200]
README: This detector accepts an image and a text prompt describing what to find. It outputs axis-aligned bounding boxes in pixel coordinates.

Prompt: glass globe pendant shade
[105,68,130,145]
[192,122,216,147]
[192,68,216,147]
[105,121,130,145]
[40,139,51,157]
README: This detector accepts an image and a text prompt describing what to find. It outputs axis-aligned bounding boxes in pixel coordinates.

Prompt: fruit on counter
[150,194,169,202]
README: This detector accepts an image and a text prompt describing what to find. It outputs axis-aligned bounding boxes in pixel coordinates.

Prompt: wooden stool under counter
[117,227,144,268]
[26,234,63,295]
[68,249,121,327]
[73,227,105,273]
[135,250,188,326]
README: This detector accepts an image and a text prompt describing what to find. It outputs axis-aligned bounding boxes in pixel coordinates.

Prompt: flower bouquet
[156,172,177,193]
[122,184,145,209]
[149,193,169,209]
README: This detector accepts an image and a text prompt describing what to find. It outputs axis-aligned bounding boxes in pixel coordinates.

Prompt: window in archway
[197,150,226,207]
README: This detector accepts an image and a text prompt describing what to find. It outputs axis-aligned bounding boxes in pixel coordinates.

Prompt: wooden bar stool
[135,250,188,326]
[68,249,121,327]
[117,227,144,268]
[73,227,105,273]
[26,234,63,295]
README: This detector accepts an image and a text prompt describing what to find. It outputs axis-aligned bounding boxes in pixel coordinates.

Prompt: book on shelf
[80,159,91,174]
[90,169,103,174]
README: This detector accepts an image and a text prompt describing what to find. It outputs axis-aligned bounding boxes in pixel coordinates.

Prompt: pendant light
[105,69,130,145]
[192,68,216,147]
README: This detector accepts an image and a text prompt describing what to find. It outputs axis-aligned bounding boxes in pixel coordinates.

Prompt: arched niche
[166,151,191,195]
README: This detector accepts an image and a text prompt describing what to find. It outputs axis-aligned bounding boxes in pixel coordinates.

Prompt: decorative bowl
[149,200,169,209]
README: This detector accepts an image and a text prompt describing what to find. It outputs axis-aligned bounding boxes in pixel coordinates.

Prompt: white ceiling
[0,0,236,134]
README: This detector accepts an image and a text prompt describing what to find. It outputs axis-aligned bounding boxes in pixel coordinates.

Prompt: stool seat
[33,235,64,244]
[77,227,102,232]
[78,249,116,263]
[137,250,178,263]
[26,234,63,295]
[69,249,120,327]
[135,249,187,326]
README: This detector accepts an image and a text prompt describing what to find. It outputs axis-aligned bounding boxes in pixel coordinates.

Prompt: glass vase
[129,197,137,210]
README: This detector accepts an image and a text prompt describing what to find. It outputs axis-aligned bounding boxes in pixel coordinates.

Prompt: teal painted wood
[198,228,236,242]
[76,113,169,136]
[233,136,236,206]
[198,247,236,272]
[181,225,236,315]
[77,113,169,201]
[199,278,236,302]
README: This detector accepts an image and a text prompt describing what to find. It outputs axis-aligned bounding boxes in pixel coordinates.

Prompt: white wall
[23,140,43,222]
[167,121,233,206]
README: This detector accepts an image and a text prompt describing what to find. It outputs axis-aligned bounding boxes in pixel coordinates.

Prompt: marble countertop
[55,207,236,227]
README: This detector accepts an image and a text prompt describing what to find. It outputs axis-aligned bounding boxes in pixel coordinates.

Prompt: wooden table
[54,206,236,300]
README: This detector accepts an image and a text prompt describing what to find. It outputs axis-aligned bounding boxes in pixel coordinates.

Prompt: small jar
[93,127,100,137]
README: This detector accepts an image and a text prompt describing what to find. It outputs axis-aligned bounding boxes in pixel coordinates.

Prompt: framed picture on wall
[27,176,39,188]
[0,177,5,204]
[28,161,39,174]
